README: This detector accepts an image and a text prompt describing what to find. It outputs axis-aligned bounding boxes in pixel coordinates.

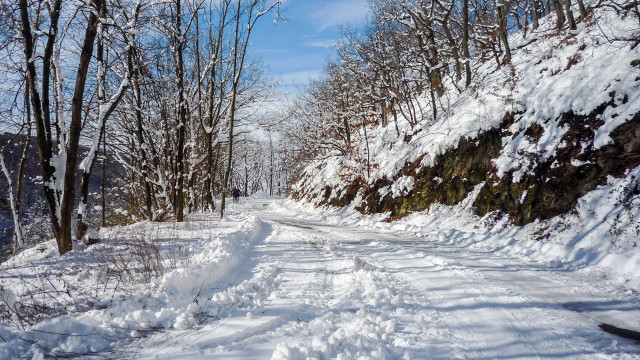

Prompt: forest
[0,0,638,255]
[0,0,294,256]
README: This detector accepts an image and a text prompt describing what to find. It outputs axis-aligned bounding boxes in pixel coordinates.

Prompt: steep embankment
[293,7,640,252]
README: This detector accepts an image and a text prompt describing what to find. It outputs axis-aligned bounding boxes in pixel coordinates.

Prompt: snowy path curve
[131,197,640,359]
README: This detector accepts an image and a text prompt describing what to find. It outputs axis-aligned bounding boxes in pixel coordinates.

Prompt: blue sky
[250,0,370,96]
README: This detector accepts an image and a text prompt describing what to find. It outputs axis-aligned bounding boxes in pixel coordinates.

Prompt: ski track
[127,197,640,359]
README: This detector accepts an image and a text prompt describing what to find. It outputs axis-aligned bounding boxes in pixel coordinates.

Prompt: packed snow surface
[1,195,640,359]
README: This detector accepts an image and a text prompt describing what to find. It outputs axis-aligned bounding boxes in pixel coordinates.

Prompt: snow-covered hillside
[292,4,640,272]
[295,4,640,196]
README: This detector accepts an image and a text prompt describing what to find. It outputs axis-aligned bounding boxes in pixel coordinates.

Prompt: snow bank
[0,212,271,358]
[162,215,269,305]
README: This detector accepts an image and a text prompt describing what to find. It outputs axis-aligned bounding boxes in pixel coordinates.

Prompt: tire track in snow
[266,218,454,358]
[134,198,640,359]
[265,213,551,358]
[259,219,415,358]
[262,212,640,359]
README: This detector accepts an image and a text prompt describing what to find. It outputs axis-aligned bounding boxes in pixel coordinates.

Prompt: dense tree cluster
[0,0,287,255]
[289,0,593,157]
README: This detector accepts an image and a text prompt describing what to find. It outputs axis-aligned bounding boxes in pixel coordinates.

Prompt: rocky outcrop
[305,105,640,226]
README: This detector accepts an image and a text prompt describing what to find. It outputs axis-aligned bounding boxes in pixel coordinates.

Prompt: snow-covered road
[128,196,640,359]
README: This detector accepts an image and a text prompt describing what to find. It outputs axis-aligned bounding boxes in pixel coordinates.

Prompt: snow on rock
[293,4,640,210]
[390,176,414,199]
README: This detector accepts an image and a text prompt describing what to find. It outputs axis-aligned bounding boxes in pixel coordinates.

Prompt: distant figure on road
[232,186,241,203]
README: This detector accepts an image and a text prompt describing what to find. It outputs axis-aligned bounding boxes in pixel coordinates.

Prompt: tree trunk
[498,5,512,64]
[441,10,461,82]
[77,0,107,240]
[269,138,274,196]
[0,155,22,251]
[244,154,248,197]
[429,81,438,121]
[18,0,62,242]
[532,0,540,29]
[554,0,566,30]
[101,130,106,227]
[195,11,203,211]
[462,0,472,87]
[220,89,237,218]
[564,0,577,30]
[203,4,229,212]
[132,48,153,219]
[175,0,187,222]
[575,0,587,17]
[362,116,371,179]
[220,0,243,219]
[13,85,32,250]
[380,100,388,127]
[59,0,104,254]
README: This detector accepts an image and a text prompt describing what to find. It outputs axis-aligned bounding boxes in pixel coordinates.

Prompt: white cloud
[302,39,336,48]
[310,0,370,33]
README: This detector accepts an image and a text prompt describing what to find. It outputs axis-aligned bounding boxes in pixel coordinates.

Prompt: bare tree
[18,0,106,254]
[220,0,283,218]
[18,0,63,244]
[77,0,142,240]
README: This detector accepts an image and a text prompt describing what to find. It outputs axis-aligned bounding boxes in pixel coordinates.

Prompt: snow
[2,2,640,359]
[390,176,415,198]
[1,193,640,358]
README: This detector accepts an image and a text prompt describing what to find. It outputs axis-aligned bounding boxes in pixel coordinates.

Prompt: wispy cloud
[309,0,370,33]
[279,70,322,87]
[302,39,336,48]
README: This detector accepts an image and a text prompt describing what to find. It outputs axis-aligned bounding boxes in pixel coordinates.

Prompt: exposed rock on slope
[292,6,640,236]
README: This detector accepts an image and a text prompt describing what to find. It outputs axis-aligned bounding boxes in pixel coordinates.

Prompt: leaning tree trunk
[0,154,23,252]
[463,0,472,87]
[13,86,32,250]
[497,4,512,64]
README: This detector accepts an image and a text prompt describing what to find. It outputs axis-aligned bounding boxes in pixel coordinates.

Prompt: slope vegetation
[293,5,640,253]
